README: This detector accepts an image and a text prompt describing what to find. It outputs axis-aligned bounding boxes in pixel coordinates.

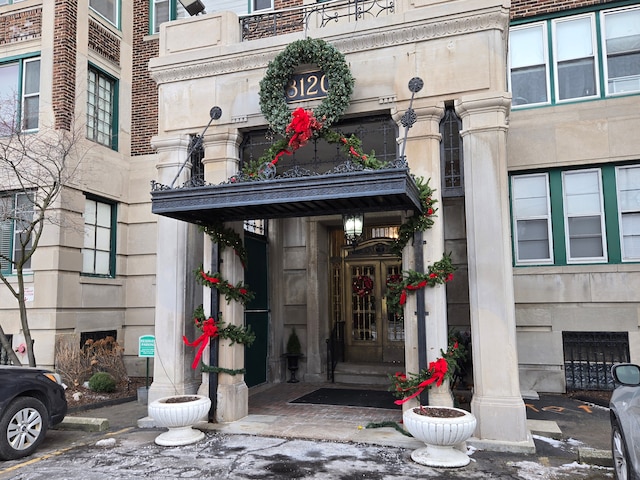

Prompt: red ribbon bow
[394,357,449,405]
[183,317,219,369]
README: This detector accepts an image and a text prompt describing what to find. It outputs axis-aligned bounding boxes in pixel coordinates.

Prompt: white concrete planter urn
[148,394,211,446]
[402,406,477,468]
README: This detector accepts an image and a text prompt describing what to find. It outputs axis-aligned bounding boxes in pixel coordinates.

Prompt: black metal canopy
[151,168,422,224]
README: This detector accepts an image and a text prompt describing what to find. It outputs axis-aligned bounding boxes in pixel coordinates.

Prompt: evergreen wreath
[259,38,354,134]
[352,275,374,298]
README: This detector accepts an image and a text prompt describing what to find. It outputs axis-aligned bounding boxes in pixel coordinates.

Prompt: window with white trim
[509,5,640,108]
[511,173,553,264]
[87,66,117,149]
[0,191,34,274]
[509,24,549,106]
[0,57,40,133]
[553,15,598,101]
[562,169,607,263]
[90,0,119,28]
[602,6,640,95]
[512,165,640,266]
[616,165,640,261]
[252,0,272,12]
[82,197,116,277]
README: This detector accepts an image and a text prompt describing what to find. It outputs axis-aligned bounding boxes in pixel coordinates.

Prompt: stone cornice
[149,7,508,85]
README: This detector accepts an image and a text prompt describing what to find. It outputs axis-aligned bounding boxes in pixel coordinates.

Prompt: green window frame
[0,191,34,275]
[82,196,117,277]
[510,163,639,266]
[87,64,118,150]
[0,55,41,133]
[90,0,121,29]
[509,3,640,109]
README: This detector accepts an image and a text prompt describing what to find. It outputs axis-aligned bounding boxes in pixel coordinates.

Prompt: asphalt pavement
[0,393,615,479]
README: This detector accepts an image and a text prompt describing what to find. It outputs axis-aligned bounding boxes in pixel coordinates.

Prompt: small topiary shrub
[88,372,116,393]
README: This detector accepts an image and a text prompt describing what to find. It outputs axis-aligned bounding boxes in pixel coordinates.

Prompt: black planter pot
[285,353,302,383]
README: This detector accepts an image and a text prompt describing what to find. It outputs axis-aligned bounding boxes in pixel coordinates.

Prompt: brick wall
[131,1,158,156]
[53,0,77,131]
[0,7,42,45]
[88,19,120,67]
[511,0,620,20]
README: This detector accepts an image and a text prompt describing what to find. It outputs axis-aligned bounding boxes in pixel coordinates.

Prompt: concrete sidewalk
[64,387,613,467]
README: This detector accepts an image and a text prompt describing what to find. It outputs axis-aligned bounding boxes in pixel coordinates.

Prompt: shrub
[88,372,116,393]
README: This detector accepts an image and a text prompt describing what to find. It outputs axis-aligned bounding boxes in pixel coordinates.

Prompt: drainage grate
[563,331,629,391]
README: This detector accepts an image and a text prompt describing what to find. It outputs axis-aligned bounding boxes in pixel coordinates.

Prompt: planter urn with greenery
[285,328,303,383]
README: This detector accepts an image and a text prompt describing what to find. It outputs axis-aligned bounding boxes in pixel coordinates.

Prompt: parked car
[610,363,640,480]
[0,365,68,460]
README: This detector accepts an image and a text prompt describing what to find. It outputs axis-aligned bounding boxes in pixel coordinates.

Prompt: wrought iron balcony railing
[240,0,395,41]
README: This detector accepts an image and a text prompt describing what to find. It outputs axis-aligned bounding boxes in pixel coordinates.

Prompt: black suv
[0,365,68,460]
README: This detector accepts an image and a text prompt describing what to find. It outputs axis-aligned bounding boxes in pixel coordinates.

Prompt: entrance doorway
[345,259,404,363]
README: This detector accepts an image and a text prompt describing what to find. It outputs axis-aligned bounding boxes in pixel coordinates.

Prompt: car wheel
[0,397,49,460]
[612,422,633,480]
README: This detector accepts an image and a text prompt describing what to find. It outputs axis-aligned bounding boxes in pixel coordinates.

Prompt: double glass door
[345,260,404,363]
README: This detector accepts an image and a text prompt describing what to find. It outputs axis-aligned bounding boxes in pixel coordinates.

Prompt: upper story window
[511,164,640,266]
[616,165,640,261]
[252,0,273,12]
[562,169,607,263]
[602,6,640,95]
[553,15,598,101]
[82,196,116,277]
[0,191,34,274]
[0,57,40,133]
[511,173,553,265]
[0,1,28,5]
[151,0,236,34]
[87,65,118,150]
[509,5,640,108]
[90,0,120,28]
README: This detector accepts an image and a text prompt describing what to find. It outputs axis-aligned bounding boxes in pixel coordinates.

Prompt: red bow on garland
[183,317,219,369]
[393,357,449,405]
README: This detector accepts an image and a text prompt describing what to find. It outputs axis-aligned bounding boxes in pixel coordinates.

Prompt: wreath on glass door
[353,275,374,297]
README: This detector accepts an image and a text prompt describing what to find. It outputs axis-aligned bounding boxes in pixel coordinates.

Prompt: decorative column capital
[454,93,512,135]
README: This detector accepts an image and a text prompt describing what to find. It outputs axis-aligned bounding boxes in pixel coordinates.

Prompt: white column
[455,93,529,445]
[149,134,202,403]
[399,104,452,408]
[201,130,249,422]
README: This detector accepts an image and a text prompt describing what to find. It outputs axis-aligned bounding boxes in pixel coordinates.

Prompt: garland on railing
[241,108,385,178]
[386,254,456,317]
[200,222,248,268]
[195,267,255,305]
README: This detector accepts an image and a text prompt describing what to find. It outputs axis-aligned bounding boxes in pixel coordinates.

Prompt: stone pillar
[201,130,248,422]
[455,93,529,445]
[149,134,202,403]
[215,221,249,422]
[399,103,452,408]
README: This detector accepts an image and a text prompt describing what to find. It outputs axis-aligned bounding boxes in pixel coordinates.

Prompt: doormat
[291,388,399,410]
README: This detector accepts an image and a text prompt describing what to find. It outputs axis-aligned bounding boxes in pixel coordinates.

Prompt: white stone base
[411,444,471,468]
[154,426,205,446]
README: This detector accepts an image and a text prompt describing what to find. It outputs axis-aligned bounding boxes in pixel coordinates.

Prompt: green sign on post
[138,335,155,358]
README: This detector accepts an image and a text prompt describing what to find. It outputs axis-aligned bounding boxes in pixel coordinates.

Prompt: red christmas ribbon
[393,357,449,405]
[183,317,219,369]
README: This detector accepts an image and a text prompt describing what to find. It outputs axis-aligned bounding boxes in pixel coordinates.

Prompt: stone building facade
[1,0,639,450]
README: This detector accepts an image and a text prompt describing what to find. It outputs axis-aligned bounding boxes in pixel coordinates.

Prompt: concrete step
[332,362,403,386]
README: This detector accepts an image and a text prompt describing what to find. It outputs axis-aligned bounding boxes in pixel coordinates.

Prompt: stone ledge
[467,434,537,454]
[527,419,562,440]
[56,416,109,432]
[578,447,613,467]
